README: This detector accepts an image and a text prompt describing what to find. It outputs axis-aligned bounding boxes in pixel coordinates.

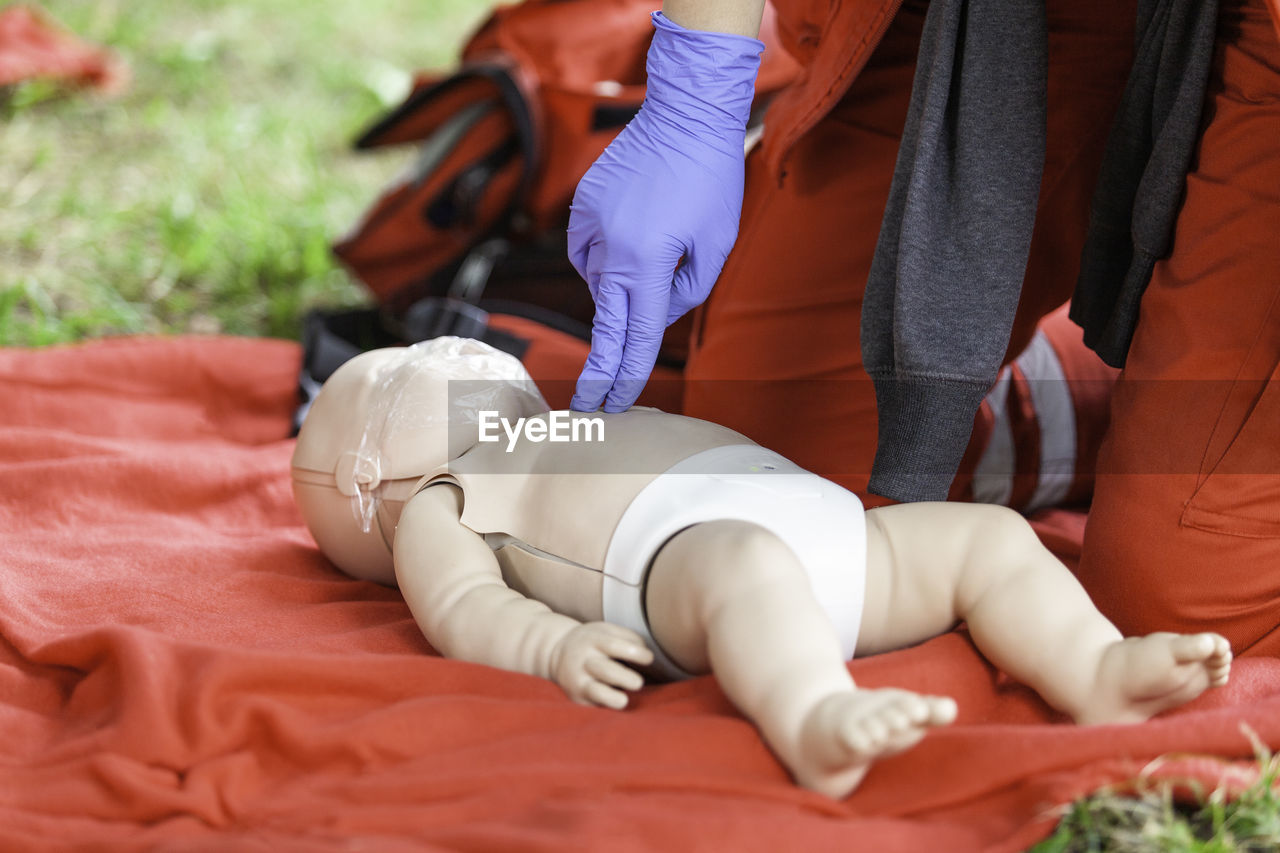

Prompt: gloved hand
[569,12,763,412]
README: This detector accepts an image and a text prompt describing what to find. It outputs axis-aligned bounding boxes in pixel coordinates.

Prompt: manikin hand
[551,622,655,709]
[568,12,763,413]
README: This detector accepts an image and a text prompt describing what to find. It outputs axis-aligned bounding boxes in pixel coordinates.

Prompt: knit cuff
[866,376,990,502]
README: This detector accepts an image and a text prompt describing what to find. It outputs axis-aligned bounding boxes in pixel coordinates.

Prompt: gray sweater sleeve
[861,0,1048,502]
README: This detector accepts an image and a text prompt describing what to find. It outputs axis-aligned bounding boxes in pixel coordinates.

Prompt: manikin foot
[1076,632,1232,726]
[781,688,958,799]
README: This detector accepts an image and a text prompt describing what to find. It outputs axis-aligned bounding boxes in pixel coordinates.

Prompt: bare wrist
[662,0,764,38]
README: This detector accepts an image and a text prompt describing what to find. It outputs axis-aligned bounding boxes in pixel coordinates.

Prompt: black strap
[354,63,540,213]
[293,303,530,435]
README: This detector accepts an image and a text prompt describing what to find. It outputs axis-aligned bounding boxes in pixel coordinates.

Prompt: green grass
[1032,734,1280,853]
[0,0,494,345]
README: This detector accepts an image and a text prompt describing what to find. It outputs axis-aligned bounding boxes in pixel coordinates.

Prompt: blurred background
[0,0,495,346]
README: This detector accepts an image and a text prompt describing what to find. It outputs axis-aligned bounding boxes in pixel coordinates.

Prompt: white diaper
[602,445,867,680]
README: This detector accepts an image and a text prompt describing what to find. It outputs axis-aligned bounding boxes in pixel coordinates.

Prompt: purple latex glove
[569,11,763,412]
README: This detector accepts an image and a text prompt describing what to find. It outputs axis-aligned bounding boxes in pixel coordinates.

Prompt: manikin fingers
[583,679,629,710]
[585,655,644,692]
[597,633,655,667]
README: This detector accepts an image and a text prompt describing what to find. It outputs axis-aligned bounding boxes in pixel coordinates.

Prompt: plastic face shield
[294,336,548,536]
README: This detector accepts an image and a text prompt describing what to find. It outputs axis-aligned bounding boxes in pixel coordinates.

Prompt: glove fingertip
[570,392,602,413]
[603,383,642,413]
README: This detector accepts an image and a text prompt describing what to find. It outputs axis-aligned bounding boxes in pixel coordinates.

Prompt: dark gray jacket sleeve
[1070,0,1218,367]
[862,0,1048,502]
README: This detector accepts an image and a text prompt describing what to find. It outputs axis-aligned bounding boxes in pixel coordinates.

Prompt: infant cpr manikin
[293,339,1232,799]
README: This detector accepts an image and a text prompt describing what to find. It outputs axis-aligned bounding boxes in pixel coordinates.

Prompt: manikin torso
[412,408,756,622]
[290,341,864,679]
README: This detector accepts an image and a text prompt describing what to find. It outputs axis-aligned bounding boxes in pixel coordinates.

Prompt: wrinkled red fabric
[0,5,126,91]
[1,336,1277,852]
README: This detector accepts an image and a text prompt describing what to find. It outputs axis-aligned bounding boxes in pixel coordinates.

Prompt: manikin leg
[644,520,957,798]
[857,503,1232,726]
[645,507,1230,798]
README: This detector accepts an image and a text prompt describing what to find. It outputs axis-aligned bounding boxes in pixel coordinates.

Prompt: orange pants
[682,0,1136,502]
[1076,0,1280,657]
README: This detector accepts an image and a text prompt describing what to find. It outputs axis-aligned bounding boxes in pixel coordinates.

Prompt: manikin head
[291,337,546,584]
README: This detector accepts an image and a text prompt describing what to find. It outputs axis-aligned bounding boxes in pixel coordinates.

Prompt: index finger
[572,279,628,411]
[603,287,667,413]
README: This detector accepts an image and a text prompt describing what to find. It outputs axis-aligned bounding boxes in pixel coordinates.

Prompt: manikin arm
[393,485,654,708]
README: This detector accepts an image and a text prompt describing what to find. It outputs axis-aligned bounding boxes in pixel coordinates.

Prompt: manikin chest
[420,408,756,619]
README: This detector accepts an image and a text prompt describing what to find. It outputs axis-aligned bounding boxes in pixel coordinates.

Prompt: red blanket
[0,5,126,91]
[2,336,1277,852]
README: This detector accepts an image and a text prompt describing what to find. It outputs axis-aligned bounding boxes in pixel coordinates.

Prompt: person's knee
[1082,501,1280,652]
